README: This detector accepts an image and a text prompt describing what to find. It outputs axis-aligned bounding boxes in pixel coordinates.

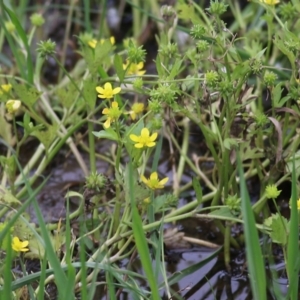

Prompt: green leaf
[12,83,42,107]
[272,82,284,108]
[209,206,238,220]
[82,77,97,109]
[127,162,160,300]
[153,193,177,213]
[30,124,58,149]
[223,138,238,150]
[238,152,266,300]
[93,128,119,141]
[286,150,300,178]
[274,33,296,75]
[2,4,34,83]
[168,59,183,80]
[177,3,200,24]
[155,55,164,78]
[56,84,79,109]
[0,116,13,145]
[114,54,125,83]
[20,112,33,135]
[0,222,13,251]
[0,185,21,206]
[264,214,288,245]
[192,177,202,204]
[286,156,300,299]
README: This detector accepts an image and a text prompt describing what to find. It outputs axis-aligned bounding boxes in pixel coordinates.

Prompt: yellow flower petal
[134,143,144,148]
[130,111,136,120]
[113,87,121,95]
[110,36,115,45]
[21,240,29,248]
[150,172,158,180]
[141,175,148,184]
[159,177,169,186]
[96,86,104,93]
[146,142,156,147]
[137,62,144,69]
[129,134,139,142]
[104,82,113,90]
[88,39,97,48]
[149,132,158,142]
[102,108,109,114]
[111,101,118,108]
[104,118,111,128]
[141,128,150,138]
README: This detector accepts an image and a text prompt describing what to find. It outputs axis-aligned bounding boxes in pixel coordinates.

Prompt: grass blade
[238,153,266,300]
[286,156,299,299]
[128,162,161,300]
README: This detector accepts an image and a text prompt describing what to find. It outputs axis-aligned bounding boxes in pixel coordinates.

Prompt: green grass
[0,0,299,299]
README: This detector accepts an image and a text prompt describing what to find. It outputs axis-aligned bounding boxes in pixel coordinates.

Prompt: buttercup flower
[127,103,144,120]
[123,60,146,76]
[259,0,280,5]
[6,100,21,114]
[141,172,169,190]
[96,82,121,99]
[102,101,122,128]
[12,237,29,252]
[88,36,115,48]
[1,84,12,93]
[265,184,281,199]
[130,128,157,148]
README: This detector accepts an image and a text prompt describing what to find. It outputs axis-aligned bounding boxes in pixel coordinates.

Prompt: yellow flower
[6,100,21,114]
[265,184,281,199]
[141,172,169,190]
[128,103,144,120]
[12,237,29,252]
[259,0,279,5]
[130,128,157,148]
[96,82,121,99]
[143,197,151,204]
[1,84,12,93]
[123,60,146,76]
[102,101,122,128]
[88,36,115,48]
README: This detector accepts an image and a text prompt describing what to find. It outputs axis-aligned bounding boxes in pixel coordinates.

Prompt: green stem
[87,118,96,173]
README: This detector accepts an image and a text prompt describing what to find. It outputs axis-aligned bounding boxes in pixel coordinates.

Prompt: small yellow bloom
[265,184,281,199]
[96,82,121,99]
[88,36,115,48]
[128,103,144,120]
[130,128,157,148]
[102,101,122,128]
[259,0,280,5]
[6,100,21,114]
[123,60,146,76]
[12,237,29,252]
[1,84,12,93]
[143,197,151,204]
[141,172,169,190]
